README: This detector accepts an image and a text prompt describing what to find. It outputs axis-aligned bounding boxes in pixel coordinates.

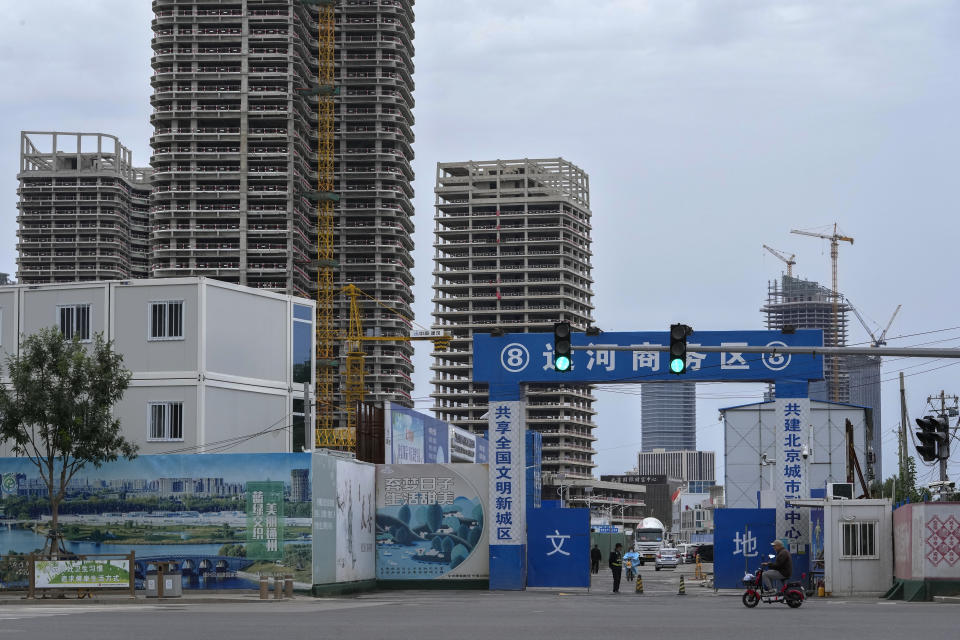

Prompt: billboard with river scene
[0,453,312,590]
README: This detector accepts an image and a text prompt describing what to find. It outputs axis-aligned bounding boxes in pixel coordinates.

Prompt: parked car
[676,543,695,563]
[655,547,680,571]
[683,544,699,563]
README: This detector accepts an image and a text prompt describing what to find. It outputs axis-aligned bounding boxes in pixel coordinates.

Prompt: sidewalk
[0,589,294,605]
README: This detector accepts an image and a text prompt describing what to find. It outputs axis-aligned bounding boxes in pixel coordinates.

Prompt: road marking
[0,605,158,621]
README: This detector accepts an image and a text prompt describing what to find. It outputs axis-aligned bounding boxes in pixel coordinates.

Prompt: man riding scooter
[762,539,792,594]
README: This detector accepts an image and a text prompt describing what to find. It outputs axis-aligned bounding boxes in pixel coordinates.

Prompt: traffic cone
[678,575,686,595]
[635,573,644,594]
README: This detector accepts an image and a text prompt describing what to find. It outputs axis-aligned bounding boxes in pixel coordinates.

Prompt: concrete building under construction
[16,132,152,284]
[430,158,597,491]
[149,0,417,416]
[761,274,850,403]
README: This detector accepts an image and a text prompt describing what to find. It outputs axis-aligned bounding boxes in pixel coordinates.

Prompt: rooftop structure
[16,132,152,284]
[430,158,596,487]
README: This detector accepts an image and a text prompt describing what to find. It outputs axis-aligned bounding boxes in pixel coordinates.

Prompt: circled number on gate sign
[762,341,791,371]
[501,343,530,373]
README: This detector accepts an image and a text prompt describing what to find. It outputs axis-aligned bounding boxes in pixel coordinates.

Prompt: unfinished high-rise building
[16,132,152,284]
[149,0,416,416]
[761,275,850,403]
[431,158,596,489]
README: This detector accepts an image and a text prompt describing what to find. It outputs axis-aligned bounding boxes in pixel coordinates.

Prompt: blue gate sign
[527,508,590,588]
[474,330,824,387]
[714,508,776,589]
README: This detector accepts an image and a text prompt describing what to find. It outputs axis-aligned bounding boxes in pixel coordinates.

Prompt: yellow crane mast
[790,223,854,402]
[300,0,339,449]
[339,284,451,449]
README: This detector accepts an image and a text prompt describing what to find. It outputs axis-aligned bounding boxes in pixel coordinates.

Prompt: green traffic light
[555,355,571,372]
[669,357,685,374]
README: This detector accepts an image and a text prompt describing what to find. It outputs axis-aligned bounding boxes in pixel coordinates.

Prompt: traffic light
[915,416,948,462]
[553,321,572,372]
[669,324,693,374]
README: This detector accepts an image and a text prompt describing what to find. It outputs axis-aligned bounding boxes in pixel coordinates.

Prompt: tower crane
[762,244,797,277]
[790,223,854,402]
[316,284,452,451]
[299,0,338,451]
[848,302,901,348]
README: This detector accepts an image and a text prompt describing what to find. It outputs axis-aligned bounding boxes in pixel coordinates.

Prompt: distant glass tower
[641,382,696,451]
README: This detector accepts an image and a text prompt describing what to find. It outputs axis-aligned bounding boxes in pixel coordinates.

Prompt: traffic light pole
[570,344,960,358]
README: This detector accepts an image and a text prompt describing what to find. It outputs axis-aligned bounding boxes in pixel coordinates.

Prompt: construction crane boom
[790,223,855,402]
[762,244,797,277]
[848,301,902,348]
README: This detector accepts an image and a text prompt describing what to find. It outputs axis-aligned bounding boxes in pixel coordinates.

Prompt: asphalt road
[1,563,956,640]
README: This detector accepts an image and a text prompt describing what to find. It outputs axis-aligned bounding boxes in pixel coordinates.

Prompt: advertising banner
[385,403,450,464]
[0,453,312,590]
[527,508,590,588]
[335,459,376,582]
[35,559,130,589]
[714,508,776,589]
[312,452,376,585]
[376,463,489,581]
[246,481,285,561]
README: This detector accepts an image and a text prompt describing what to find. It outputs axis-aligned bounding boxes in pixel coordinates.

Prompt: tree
[0,328,137,555]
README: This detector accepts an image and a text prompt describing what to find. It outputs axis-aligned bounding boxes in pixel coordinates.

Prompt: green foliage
[0,328,137,533]
[218,543,247,557]
[282,544,310,570]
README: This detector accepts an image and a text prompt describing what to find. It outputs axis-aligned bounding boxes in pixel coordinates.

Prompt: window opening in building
[149,401,184,441]
[57,304,91,341]
[149,300,184,340]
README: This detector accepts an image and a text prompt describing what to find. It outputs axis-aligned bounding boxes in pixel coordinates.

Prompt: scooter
[625,559,636,582]
[741,556,805,609]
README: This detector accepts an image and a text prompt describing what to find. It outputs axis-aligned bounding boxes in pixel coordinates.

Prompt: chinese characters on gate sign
[733,529,758,558]
[775,399,809,548]
[489,401,523,545]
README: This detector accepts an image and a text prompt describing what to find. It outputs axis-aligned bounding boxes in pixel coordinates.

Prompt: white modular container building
[0,277,315,456]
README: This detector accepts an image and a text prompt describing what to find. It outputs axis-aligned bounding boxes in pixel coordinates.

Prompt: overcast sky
[2,1,959,487]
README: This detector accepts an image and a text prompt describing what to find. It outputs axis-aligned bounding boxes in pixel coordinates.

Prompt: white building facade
[0,277,314,455]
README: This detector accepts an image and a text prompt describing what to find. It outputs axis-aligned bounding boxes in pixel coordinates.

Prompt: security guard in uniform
[609,543,623,593]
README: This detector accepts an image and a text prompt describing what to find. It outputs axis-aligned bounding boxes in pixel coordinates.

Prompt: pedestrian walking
[609,543,623,593]
[590,544,602,574]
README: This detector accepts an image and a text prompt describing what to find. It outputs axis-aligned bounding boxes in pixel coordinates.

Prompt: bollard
[284,574,293,598]
[678,575,686,595]
[259,574,269,600]
[635,573,644,594]
[273,574,283,600]
[817,580,825,598]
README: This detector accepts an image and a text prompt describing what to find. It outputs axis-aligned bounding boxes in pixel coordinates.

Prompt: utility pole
[899,372,908,484]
